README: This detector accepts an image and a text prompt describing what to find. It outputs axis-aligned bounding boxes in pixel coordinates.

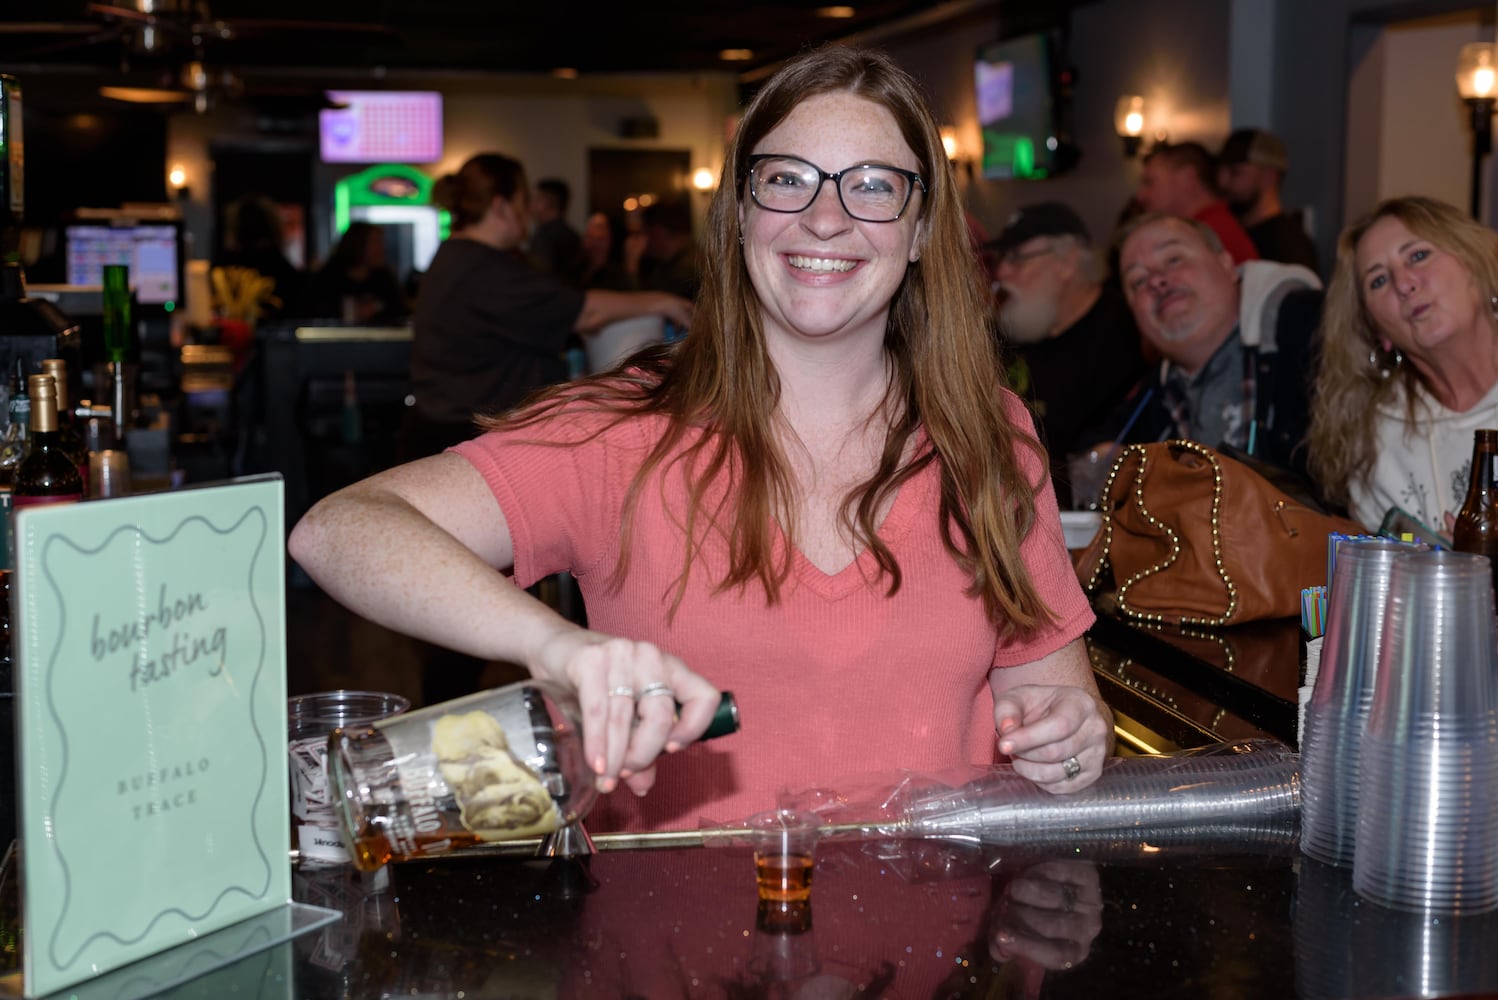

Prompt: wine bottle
[13,374,83,507]
[37,358,88,493]
[1454,427,1498,608]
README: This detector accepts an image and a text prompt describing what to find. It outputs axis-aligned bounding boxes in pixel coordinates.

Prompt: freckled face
[1356,215,1489,362]
[738,91,926,350]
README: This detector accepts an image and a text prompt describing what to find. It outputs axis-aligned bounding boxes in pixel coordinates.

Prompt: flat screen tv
[63,221,181,309]
[319,91,443,164]
[975,33,1075,180]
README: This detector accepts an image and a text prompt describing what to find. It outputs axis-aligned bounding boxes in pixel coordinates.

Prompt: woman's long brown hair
[487,45,1055,636]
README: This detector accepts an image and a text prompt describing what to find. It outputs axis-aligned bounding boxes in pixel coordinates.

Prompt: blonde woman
[1308,196,1498,531]
[289,46,1112,832]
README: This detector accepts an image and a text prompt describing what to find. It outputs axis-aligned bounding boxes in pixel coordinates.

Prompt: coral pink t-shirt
[451,395,1093,832]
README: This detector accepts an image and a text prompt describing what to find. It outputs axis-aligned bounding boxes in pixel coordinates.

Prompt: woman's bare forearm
[287,467,574,668]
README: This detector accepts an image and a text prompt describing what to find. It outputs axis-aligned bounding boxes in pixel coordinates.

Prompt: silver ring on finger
[638,682,674,699]
[609,685,637,699]
[1062,755,1082,780]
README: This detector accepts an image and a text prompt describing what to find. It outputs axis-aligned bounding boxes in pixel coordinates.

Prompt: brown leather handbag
[1074,440,1362,626]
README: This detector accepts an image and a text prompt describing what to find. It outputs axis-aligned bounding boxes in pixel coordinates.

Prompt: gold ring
[608,686,637,699]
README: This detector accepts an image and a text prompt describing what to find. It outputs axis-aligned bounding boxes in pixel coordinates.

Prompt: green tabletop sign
[13,477,292,997]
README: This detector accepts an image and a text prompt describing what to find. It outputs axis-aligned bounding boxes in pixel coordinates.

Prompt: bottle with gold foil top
[13,374,83,507]
[329,681,740,871]
[38,359,87,493]
[1454,427,1498,606]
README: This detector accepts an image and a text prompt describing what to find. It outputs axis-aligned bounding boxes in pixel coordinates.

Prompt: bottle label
[12,493,81,508]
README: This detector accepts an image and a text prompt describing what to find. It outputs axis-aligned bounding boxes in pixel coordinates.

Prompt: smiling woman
[1308,195,1498,530]
[287,45,1114,837]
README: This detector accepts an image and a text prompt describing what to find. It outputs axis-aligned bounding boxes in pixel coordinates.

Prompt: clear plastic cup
[747,809,822,906]
[1352,550,1498,912]
[1301,538,1425,866]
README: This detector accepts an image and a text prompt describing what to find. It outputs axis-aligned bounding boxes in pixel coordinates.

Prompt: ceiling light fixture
[816,5,856,16]
[719,48,754,62]
[550,67,579,79]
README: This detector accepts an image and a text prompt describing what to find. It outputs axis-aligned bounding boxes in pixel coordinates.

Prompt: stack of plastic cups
[1300,538,1424,866]
[1353,550,1498,913]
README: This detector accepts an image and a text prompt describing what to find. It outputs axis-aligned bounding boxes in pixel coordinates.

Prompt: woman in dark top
[304,222,407,323]
[398,153,693,462]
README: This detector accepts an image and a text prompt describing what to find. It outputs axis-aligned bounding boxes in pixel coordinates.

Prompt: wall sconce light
[940,125,959,161]
[167,163,189,199]
[691,167,717,192]
[1456,42,1496,218]
[1114,95,1151,157]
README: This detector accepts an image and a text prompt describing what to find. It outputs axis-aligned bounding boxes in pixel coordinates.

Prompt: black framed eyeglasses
[745,154,926,223]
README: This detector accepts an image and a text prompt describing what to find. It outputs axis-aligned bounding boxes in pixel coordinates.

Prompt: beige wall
[167,73,740,264]
[1344,11,1489,224]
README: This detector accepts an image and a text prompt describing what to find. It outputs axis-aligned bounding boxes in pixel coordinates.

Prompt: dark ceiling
[0,0,999,88]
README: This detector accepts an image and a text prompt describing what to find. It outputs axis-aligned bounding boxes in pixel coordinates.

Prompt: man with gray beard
[990,202,1144,507]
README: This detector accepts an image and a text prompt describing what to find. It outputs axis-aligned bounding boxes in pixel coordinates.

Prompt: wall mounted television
[319,91,443,164]
[974,33,1076,180]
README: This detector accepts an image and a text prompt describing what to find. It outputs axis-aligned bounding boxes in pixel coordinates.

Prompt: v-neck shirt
[451,391,1093,831]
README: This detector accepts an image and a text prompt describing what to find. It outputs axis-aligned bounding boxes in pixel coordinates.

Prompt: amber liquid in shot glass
[754,850,814,902]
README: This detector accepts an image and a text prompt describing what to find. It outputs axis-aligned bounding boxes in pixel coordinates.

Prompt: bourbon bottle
[1453,428,1498,607]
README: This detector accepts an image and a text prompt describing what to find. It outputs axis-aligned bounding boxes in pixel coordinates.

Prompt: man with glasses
[988,202,1144,507]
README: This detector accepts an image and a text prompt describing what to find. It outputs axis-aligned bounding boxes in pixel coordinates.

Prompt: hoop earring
[1369,344,1404,379]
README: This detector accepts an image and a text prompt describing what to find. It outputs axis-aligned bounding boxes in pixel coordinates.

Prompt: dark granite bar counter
[147,835,1498,999]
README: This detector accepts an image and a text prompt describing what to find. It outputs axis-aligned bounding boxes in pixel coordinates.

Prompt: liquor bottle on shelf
[1453,427,1498,607]
[0,75,22,230]
[102,263,134,442]
[13,374,83,507]
[0,360,28,490]
[38,358,88,493]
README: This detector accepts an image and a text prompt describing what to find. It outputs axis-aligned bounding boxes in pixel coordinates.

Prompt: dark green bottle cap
[680,691,739,741]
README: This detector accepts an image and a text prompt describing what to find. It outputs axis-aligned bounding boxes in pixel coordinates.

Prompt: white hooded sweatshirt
[1349,377,1498,532]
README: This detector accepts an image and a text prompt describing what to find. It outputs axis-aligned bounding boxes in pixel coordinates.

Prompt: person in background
[1218,128,1319,274]
[1136,142,1259,266]
[214,193,305,320]
[394,152,692,705]
[399,153,693,462]
[303,222,407,323]
[989,202,1144,507]
[635,199,701,300]
[579,211,637,291]
[289,46,1113,834]
[527,178,584,281]
[1112,213,1322,482]
[1307,196,1498,531]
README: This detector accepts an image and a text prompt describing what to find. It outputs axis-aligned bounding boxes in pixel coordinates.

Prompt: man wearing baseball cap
[988,202,1144,507]
[1218,128,1319,273]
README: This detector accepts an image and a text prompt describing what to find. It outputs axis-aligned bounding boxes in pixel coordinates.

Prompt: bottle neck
[29,402,56,435]
[1470,435,1498,498]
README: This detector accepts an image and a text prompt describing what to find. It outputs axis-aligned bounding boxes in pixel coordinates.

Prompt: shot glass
[747,809,822,904]
[289,690,410,864]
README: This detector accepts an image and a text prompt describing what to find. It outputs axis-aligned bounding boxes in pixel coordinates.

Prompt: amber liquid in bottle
[13,375,82,507]
[1453,428,1498,609]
